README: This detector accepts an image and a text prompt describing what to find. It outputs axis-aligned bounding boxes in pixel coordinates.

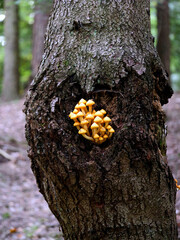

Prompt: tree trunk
[31,0,51,79]
[157,0,171,84]
[2,0,19,101]
[24,1,177,239]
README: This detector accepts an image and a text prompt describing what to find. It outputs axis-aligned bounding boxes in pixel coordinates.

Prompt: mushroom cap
[91,122,99,129]
[100,127,106,132]
[103,116,111,123]
[75,104,81,109]
[86,114,94,120]
[69,112,74,118]
[77,111,84,117]
[99,137,103,141]
[69,113,78,119]
[81,119,88,125]
[109,128,115,133]
[94,116,102,123]
[103,134,108,139]
[79,103,86,109]
[100,109,106,115]
[78,128,87,134]
[106,125,112,130]
[95,111,103,118]
[94,133,100,139]
[74,122,80,127]
[79,99,87,104]
[73,109,79,114]
[86,99,95,106]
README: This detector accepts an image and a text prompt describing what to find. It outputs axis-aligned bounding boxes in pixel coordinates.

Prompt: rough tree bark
[157,0,171,84]
[31,0,52,79]
[2,0,19,101]
[24,0,177,239]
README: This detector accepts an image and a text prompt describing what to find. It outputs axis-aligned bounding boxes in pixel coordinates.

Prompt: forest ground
[0,94,180,240]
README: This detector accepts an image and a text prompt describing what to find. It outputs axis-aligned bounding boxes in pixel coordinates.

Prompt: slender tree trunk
[2,0,19,101]
[157,0,171,84]
[31,1,51,79]
[24,0,177,239]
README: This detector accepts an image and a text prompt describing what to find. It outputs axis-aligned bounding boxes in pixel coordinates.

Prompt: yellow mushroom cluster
[69,99,115,144]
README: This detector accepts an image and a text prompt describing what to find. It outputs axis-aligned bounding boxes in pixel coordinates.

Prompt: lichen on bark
[24,0,177,239]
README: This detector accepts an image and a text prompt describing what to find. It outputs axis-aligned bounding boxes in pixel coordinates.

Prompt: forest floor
[0,94,180,239]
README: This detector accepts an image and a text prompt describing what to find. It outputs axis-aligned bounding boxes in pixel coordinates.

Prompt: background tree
[2,0,19,101]
[24,0,177,239]
[157,0,171,83]
[31,0,52,80]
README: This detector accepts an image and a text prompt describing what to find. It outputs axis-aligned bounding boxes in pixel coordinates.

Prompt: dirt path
[0,95,180,239]
[0,100,63,240]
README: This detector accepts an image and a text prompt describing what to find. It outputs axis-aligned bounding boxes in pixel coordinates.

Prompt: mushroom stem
[82,134,94,141]
[81,109,86,115]
[89,106,93,113]
[92,128,98,136]
[108,128,115,138]
[109,132,113,138]
[82,125,90,135]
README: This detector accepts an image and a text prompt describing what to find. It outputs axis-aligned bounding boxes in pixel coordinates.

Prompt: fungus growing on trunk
[69,99,115,144]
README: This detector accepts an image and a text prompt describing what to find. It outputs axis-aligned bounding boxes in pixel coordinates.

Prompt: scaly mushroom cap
[75,104,81,109]
[94,116,103,123]
[86,114,94,120]
[69,112,74,118]
[100,127,106,132]
[79,102,86,109]
[95,111,103,118]
[79,98,87,104]
[103,134,108,139]
[81,119,89,125]
[69,112,78,120]
[74,122,80,127]
[100,109,106,115]
[78,128,87,135]
[77,111,84,118]
[109,128,115,133]
[91,122,99,129]
[103,116,111,124]
[86,99,95,107]
[73,109,78,114]
[99,137,103,141]
[74,122,80,130]
[94,133,100,139]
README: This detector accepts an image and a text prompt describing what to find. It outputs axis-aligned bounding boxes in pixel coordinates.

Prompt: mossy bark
[24,0,177,239]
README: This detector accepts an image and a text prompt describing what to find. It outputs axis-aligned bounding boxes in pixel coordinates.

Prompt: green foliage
[170,1,180,74]
[2,212,11,219]
[150,0,158,45]
[151,0,180,91]
[19,0,34,92]
[0,0,53,95]
[0,0,34,94]
[0,0,3,9]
